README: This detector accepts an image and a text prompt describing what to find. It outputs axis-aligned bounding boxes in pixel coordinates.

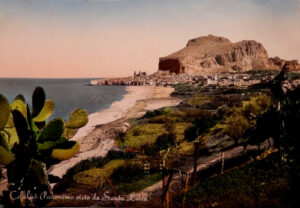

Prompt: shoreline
[49,86,181,178]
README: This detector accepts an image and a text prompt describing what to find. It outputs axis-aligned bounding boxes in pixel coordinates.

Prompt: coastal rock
[158,35,273,74]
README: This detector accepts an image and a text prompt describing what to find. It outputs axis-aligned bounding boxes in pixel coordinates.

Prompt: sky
[0,0,299,78]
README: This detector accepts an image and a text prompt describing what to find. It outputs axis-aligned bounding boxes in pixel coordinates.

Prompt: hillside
[159,35,300,74]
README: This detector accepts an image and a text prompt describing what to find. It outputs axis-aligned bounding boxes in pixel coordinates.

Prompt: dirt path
[127,139,272,199]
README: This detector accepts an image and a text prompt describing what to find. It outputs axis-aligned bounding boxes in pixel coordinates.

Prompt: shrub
[121,122,190,150]
[155,134,176,151]
[184,117,219,142]
[187,94,210,107]
[142,108,169,119]
[141,133,176,156]
[115,173,162,194]
[73,159,126,187]
[222,94,271,144]
[121,124,166,149]
[53,150,136,194]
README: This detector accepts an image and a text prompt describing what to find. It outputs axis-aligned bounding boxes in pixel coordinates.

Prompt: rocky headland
[159,34,300,74]
[91,35,299,87]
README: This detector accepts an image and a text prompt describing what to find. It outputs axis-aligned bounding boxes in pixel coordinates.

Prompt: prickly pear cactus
[63,109,88,139]
[0,87,88,207]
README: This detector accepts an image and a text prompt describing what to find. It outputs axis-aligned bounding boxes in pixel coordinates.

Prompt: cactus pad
[38,118,64,142]
[33,100,54,122]
[0,146,14,165]
[0,94,10,130]
[51,141,80,161]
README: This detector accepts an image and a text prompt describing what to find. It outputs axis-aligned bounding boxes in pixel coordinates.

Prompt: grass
[110,164,163,195]
[147,109,207,124]
[115,173,163,194]
[120,123,191,149]
[187,94,210,107]
[177,142,195,156]
[171,83,209,98]
[73,159,127,187]
[172,152,299,208]
[53,150,136,194]
[142,107,170,119]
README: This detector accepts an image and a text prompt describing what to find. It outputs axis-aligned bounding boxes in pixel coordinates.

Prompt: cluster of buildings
[90,70,277,88]
[205,73,273,88]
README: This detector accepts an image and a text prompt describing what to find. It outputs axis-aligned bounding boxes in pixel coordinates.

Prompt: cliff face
[158,35,298,74]
[268,57,300,72]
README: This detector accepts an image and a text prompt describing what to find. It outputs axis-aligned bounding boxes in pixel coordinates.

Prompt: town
[90,69,300,90]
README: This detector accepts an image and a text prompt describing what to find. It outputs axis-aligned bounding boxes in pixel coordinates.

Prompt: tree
[223,114,250,145]
[184,117,218,142]
[223,95,271,146]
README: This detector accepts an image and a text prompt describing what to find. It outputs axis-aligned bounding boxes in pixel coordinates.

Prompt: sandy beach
[49,86,181,178]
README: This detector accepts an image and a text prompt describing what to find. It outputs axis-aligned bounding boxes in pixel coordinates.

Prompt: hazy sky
[0,0,299,78]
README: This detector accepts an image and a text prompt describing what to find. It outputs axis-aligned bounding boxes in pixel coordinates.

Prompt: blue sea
[0,78,127,120]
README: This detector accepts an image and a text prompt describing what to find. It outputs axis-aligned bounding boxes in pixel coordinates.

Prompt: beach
[49,86,181,178]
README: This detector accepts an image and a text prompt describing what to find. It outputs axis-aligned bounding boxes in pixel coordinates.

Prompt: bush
[121,124,166,149]
[155,133,176,151]
[110,165,146,184]
[111,165,163,194]
[142,108,169,119]
[171,83,206,98]
[141,133,176,156]
[187,94,210,107]
[148,110,209,124]
[184,117,219,142]
[53,150,136,193]
[173,152,297,208]
[121,122,190,149]
[73,159,126,187]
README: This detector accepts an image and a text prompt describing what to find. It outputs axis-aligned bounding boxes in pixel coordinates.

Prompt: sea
[0,78,127,120]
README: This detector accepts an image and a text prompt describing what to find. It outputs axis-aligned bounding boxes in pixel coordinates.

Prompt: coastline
[49,86,181,178]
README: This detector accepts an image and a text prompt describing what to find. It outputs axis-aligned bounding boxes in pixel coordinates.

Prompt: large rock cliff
[158,35,299,74]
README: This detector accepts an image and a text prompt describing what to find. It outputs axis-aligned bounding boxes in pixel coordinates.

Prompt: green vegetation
[246,69,279,79]
[0,87,88,207]
[172,71,300,208]
[116,173,162,194]
[148,109,206,123]
[142,107,170,118]
[187,94,210,107]
[287,72,300,80]
[222,82,271,94]
[174,152,297,208]
[53,150,136,194]
[48,69,299,207]
[120,122,190,149]
[121,123,166,148]
[222,95,271,144]
[142,133,176,156]
[73,159,127,187]
[184,116,219,142]
[171,83,209,98]
[111,165,163,194]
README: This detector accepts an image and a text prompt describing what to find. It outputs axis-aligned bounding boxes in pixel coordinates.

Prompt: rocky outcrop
[158,58,183,74]
[268,56,286,70]
[281,60,300,72]
[158,35,298,75]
